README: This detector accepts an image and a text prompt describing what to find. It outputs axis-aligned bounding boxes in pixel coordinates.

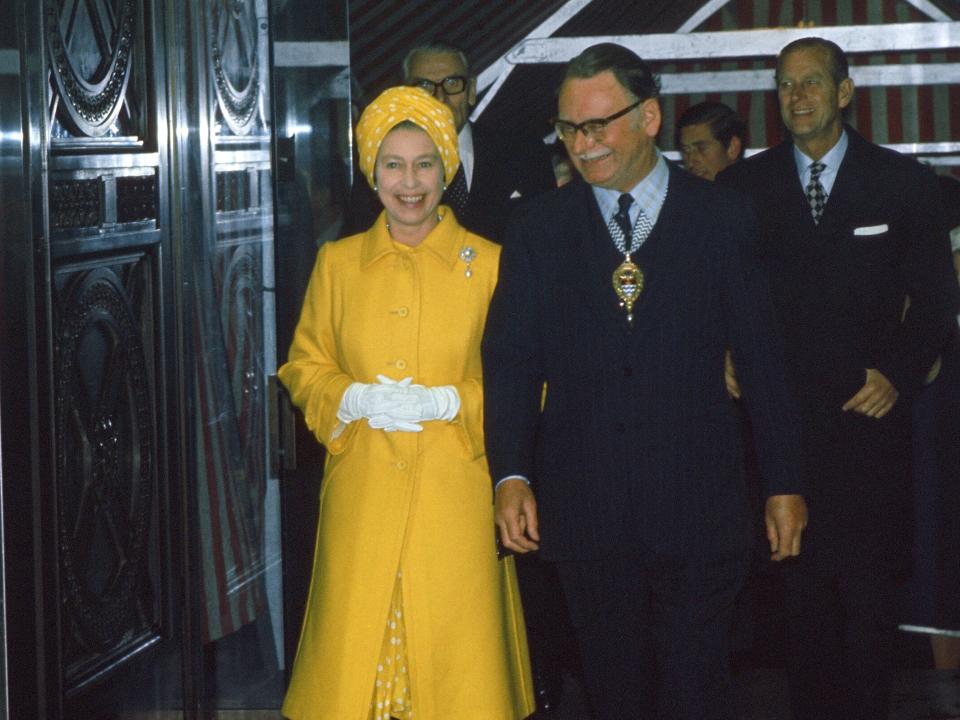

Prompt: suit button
[396,306,409,317]
[615,423,626,434]
[396,460,408,471]
[623,366,633,377]
[395,359,407,370]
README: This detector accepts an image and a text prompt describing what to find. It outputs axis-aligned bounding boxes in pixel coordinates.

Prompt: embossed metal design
[117,175,157,224]
[217,170,252,212]
[46,0,136,137]
[211,0,261,136]
[51,178,101,230]
[218,242,265,505]
[55,267,155,659]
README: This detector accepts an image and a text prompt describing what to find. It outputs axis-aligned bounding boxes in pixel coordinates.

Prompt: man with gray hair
[401,40,556,242]
[719,36,958,720]
[484,42,806,719]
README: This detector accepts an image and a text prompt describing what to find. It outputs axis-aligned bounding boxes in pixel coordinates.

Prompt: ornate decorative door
[40,0,185,715]
[2,0,350,716]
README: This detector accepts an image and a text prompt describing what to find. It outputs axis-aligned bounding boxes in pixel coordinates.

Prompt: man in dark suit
[483,43,807,720]
[345,41,557,242]
[718,37,959,720]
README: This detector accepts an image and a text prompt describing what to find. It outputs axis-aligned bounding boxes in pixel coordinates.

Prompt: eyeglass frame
[553,99,644,142]
[409,75,469,97]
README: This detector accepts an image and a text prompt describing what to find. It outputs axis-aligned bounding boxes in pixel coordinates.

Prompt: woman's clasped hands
[337,375,460,432]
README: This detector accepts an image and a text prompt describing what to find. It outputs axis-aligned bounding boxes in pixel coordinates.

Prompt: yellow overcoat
[278,210,535,720]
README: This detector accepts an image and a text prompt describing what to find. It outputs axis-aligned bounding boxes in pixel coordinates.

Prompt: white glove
[337,376,422,432]
[375,376,460,423]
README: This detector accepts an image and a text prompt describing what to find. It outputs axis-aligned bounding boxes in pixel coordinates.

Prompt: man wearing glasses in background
[402,41,557,242]
[346,41,556,243]
[482,43,806,719]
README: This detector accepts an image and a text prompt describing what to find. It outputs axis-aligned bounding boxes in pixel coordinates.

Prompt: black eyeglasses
[554,100,643,142]
[410,75,468,96]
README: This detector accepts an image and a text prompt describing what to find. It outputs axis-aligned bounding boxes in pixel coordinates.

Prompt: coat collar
[360,207,470,269]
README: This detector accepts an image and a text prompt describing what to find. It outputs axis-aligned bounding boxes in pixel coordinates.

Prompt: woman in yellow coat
[278,86,535,720]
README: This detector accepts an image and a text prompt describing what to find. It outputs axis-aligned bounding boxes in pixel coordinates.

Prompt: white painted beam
[677,0,735,33]
[659,62,960,94]
[902,0,953,22]
[507,22,960,64]
[662,142,960,163]
[476,0,597,93]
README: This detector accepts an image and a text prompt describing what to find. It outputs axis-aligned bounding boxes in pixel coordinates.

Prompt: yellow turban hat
[355,86,460,190]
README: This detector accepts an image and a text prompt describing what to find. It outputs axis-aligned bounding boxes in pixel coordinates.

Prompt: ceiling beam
[659,62,960,94]
[476,0,598,93]
[902,0,953,21]
[507,21,960,63]
[677,0,735,32]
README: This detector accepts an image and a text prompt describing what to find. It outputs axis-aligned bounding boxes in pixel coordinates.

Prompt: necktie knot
[614,193,634,237]
[809,161,825,182]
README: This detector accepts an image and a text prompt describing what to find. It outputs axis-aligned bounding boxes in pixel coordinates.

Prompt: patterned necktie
[614,193,634,238]
[444,164,469,217]
[806,161,827,224]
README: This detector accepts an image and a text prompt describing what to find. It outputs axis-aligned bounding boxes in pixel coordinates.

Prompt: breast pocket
[846,222,897,271]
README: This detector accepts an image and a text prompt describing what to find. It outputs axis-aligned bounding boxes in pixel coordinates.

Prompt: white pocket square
[510,190,522,199]
[853,223,888,236]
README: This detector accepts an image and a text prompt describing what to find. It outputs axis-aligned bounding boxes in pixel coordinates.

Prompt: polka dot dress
[370,571,412,720]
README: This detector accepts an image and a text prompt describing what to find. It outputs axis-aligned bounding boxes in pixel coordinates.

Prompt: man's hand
[494,479,540,554]
[841,368,898,418]
[765,494,807,561]
[724,349,741,399]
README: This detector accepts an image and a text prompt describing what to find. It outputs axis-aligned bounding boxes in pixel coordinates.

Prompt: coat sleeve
[277,244,356,454]
[876,162,959,396]
[481,213,546,485]
[718,191,805,499]
[450,377,485,460]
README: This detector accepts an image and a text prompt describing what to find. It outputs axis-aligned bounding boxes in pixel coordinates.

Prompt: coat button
[396,306,409,317]
[615,423,626,434]
[623,366,633,377]
[395,359,407,370]
[396,460,408,471]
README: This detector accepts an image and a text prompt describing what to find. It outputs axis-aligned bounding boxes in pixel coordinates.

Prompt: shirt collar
[591,150,670,228]
[360,209,468,269]
[793,130,848,196]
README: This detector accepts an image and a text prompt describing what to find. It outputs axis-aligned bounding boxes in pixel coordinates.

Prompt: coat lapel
[816,127,866,234]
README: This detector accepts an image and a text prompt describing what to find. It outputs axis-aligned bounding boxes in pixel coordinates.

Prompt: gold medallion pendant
[612,257,644,324]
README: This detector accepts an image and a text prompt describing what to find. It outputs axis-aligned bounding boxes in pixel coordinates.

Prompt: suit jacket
[481,165,802,562]
[344,122,556,242]
[719,127,959,555]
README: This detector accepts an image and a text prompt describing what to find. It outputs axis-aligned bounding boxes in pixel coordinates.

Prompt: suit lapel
[817,127,865,234]
[766,142,825,246]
